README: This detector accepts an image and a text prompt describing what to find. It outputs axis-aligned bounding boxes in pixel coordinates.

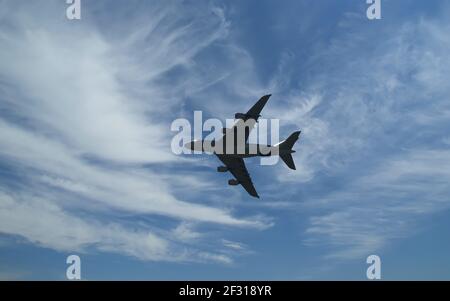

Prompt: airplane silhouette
[185,95,301,198]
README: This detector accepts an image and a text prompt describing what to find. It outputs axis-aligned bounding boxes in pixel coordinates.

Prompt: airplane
[184,94,301,198]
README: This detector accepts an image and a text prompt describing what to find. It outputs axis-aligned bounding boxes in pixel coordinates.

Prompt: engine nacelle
[234,113,248,120]
[217,166,228,173]
[228,179,240,186]
[235,113,260,120]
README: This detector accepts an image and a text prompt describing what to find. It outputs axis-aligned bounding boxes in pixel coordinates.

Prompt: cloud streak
[269,8,450,259]
[0,0,270,264]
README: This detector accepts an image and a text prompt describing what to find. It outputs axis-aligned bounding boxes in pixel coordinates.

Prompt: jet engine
[234,113,248,120]
[217,166,228,172]
[228,179,239,186]
[235,113,260,120]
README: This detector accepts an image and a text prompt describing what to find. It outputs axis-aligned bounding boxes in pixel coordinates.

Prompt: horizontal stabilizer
[280,153,296,170]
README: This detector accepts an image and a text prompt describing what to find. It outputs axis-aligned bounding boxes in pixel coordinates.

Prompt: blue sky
[1,0,450,280]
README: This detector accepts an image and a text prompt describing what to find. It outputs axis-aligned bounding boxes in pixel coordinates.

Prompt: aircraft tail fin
[278,131,301,170]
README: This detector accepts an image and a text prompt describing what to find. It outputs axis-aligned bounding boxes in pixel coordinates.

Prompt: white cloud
[0,191,237,263]
[222,239,248,251]
[0,191,168,260]
[4,0,449,270]
[282,12,450,259]
[172,222,202,242]
[0,0,271,264]
[0,120,267,227]
[304,149,450,259]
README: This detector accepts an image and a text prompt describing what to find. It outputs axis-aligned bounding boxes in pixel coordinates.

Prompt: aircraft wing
[216,154,259,198]
[221,94,271,143]
[246,94,271,120]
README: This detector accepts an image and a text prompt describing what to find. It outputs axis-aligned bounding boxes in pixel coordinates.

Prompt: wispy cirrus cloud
[304,149,450,259]
[3,0,450,277]
[267,8,450,259]
[0,0,271,265]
